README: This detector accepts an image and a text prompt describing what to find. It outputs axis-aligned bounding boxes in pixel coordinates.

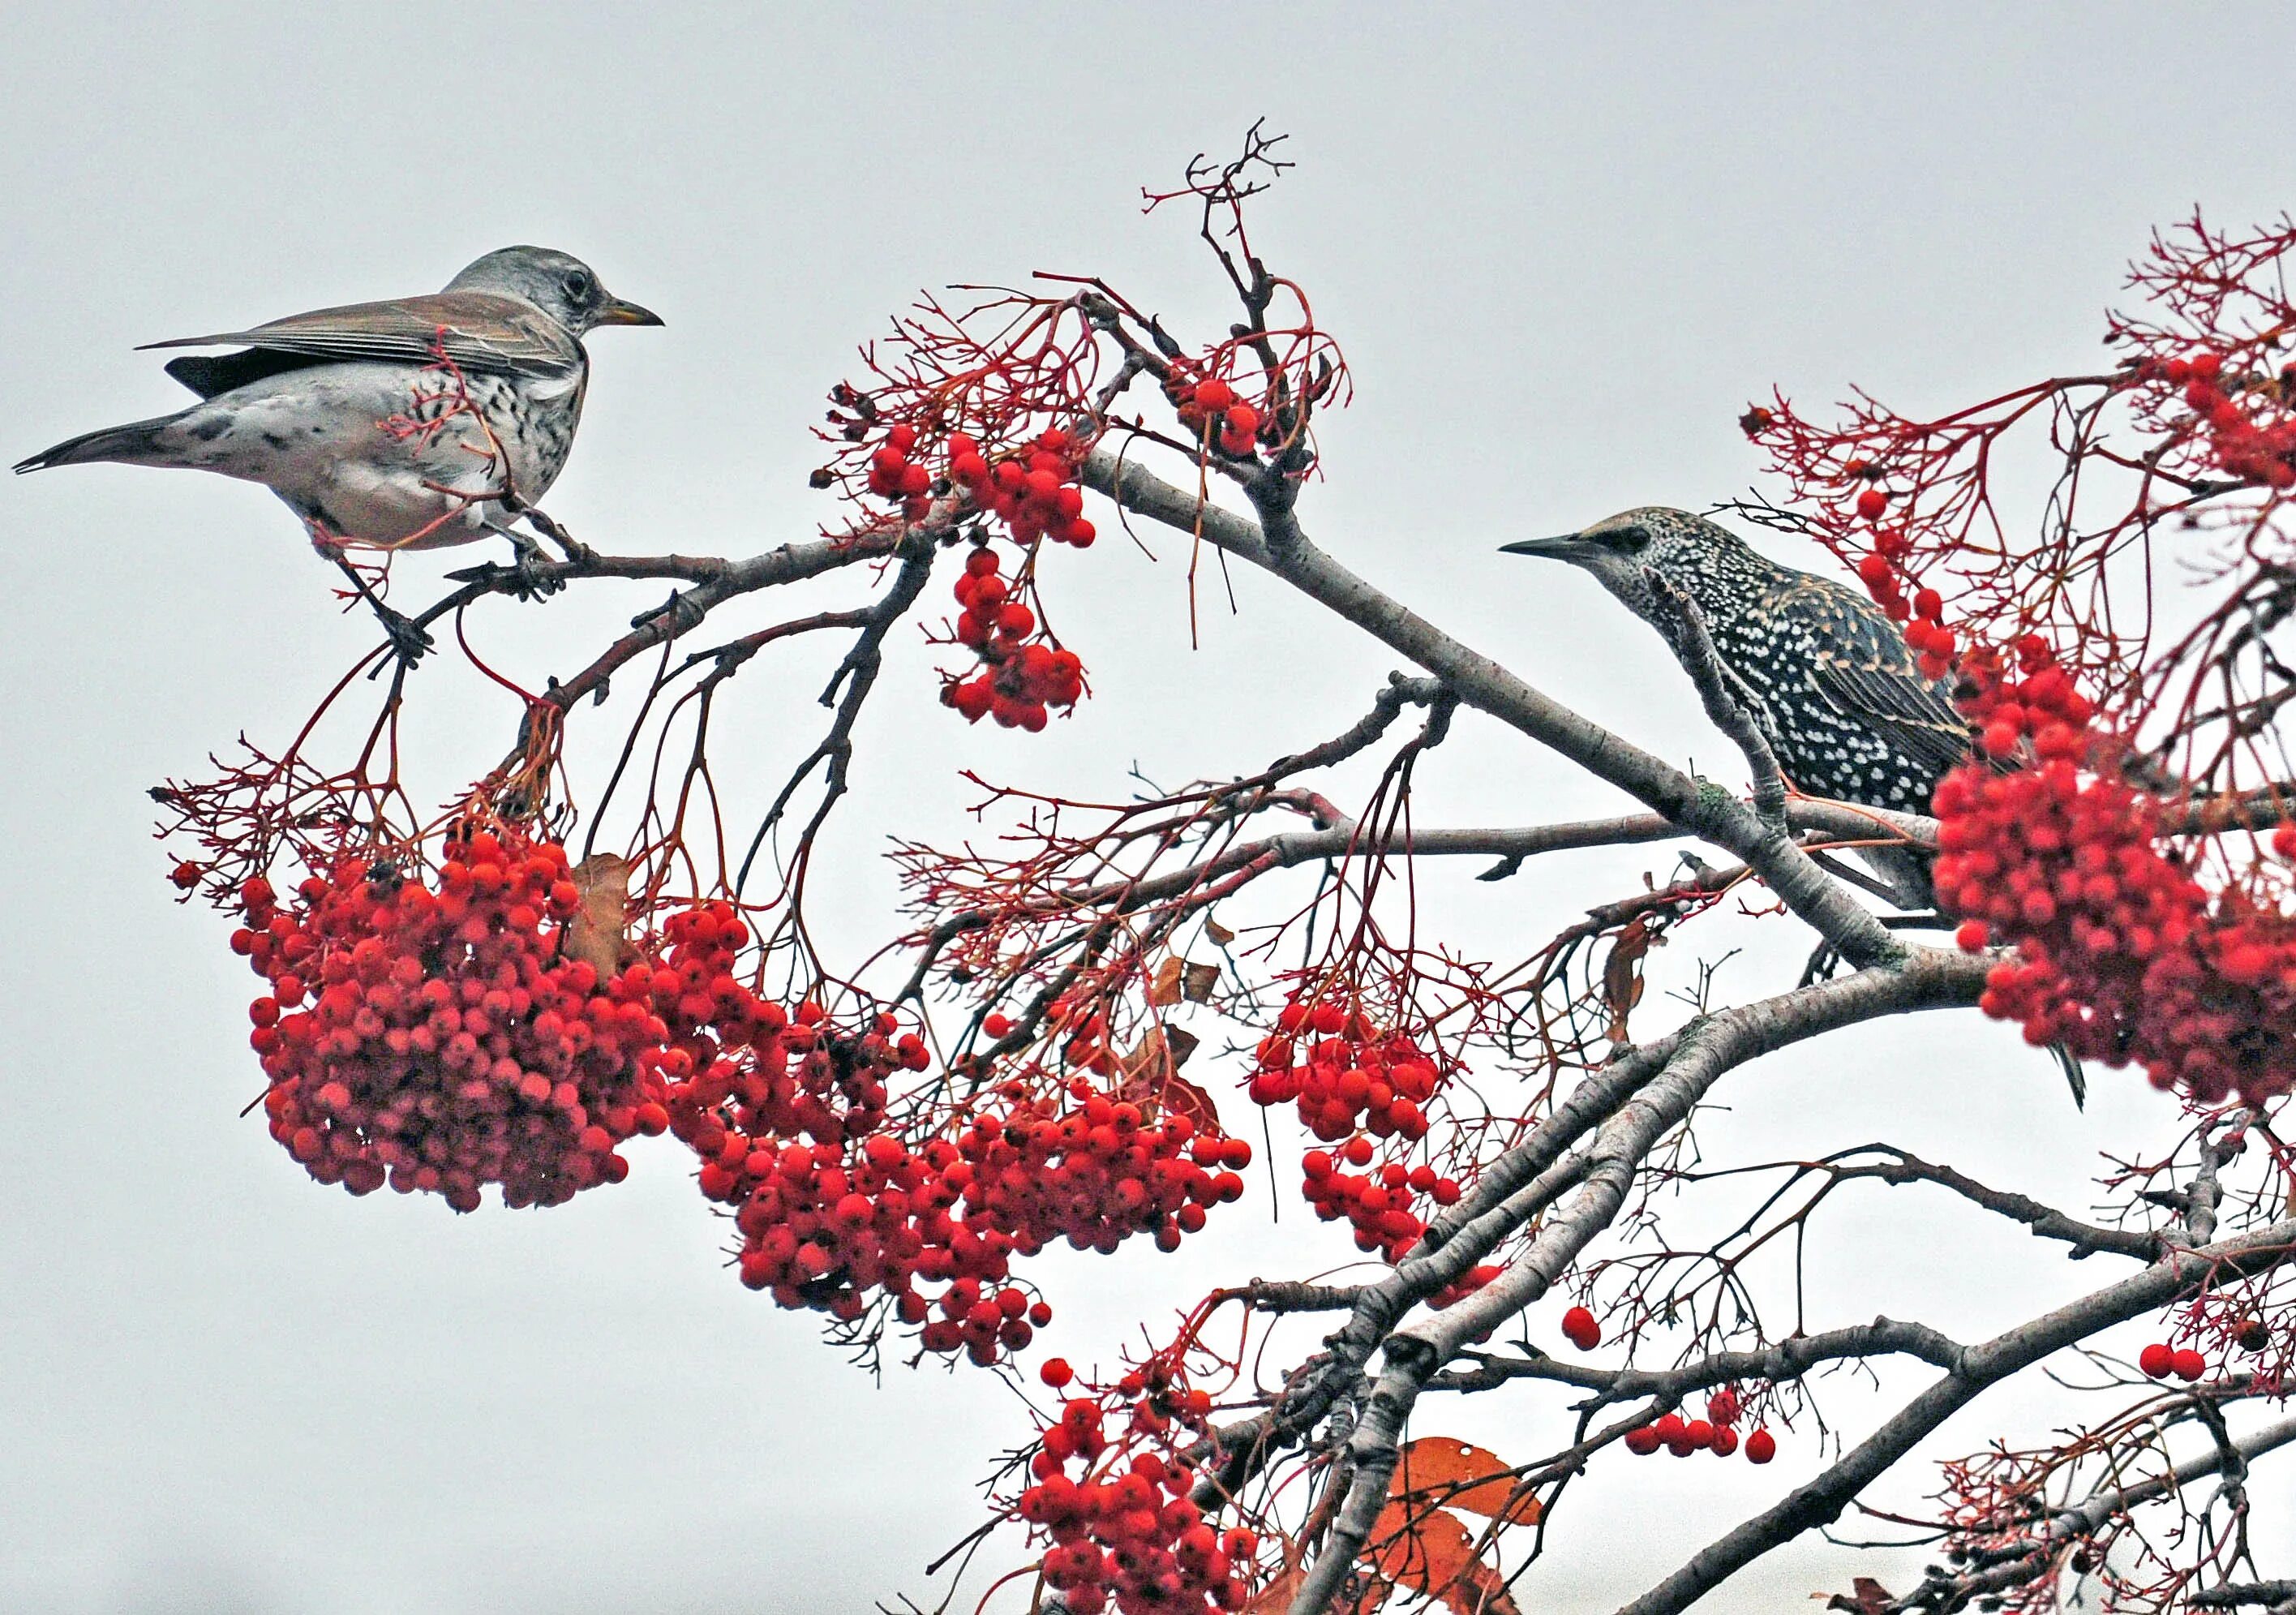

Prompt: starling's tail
[13,412,184,474]
[1857,844,1935,911]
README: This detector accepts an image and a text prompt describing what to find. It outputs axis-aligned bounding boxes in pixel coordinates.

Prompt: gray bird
[15,245,661,652]
[1504,507,2086,1103]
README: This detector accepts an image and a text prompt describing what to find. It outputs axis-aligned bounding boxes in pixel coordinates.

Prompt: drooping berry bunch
[1935,643,2296,1106]
[1623,1388,1765,1462]
[946,426,1098,548]
[1169,373,1266,457]
[944,542,1085,732]
[951,1090,1251,1260]
[1247,997,1440,1142]
[233,825,672,1213]
[2134,348,2296,489]
[1018,1360,1249,1615]
[864,422,936,524]
[1298,1138,1458,1260]
[689,1060,1247,1365]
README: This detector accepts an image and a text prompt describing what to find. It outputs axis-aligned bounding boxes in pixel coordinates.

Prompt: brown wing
[1792,578,1976,780]
[138,290,581,380]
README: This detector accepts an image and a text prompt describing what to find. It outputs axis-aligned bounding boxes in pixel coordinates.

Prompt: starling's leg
[330,555,433,664]
[1797,939,1843,988]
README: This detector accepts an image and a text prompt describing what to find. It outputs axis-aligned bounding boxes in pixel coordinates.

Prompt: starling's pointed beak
[594,298,663,328]
[1500,533,1593,561]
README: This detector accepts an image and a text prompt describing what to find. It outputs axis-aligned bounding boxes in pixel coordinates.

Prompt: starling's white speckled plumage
[1504,507,1972,816]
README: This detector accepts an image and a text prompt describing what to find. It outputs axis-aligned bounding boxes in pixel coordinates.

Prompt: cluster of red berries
[945,543,1085,732]
[1848,533,1958,683]
[2137,1342,2212,1381]
[1937,644,2296,1106]
[232,827,671,1212]
[1248,999,1439,1142]
[957,1092,1250,1257]
[1170,376,1265,457]
[694,1067,1245,1364]
[1019,1364,1246,1614]
[1299,1139,1458,1260]
[2137,350,2296,488]
[864,423,936,523]
[1623,1388,1768,1462]
[947,426,1098,548]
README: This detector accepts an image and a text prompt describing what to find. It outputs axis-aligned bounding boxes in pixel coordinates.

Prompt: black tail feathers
[13,414,179,475]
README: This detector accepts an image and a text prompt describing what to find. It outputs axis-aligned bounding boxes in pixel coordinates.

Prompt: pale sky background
[6,6,2296,1613]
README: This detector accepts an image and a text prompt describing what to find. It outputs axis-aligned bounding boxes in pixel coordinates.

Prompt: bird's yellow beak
[594,298,664,328]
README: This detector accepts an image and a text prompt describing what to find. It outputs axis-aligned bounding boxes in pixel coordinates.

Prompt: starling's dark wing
[139,290,582,386]
[1788,578,1975,781]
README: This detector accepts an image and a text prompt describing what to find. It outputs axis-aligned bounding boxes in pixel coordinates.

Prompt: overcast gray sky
[6,6,2296,1613]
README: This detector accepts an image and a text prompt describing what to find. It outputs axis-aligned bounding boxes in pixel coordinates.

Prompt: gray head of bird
[444,246,663,336]
[1500,506,1760,629]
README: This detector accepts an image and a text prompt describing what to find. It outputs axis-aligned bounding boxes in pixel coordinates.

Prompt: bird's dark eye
[1603,524,1651,553]
[561,269,594,301]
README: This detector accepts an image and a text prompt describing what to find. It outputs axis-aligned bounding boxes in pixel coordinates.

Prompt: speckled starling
[1502,506,1970,818]
[1505,508,2085,1106]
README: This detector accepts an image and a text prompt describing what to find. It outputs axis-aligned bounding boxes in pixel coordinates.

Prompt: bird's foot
[507,531,566,600]
[373,603,435,668]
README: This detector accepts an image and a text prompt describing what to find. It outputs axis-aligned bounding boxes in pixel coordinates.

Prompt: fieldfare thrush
[15,245,661,655]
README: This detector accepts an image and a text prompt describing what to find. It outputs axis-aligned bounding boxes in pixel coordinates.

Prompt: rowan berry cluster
[1847,522,1959,680]
[1247,998,1439,1142]
[944,543,1085,732]
[864,422,936,523]
[232,826,671,1213]
[693,1067,1246,1364]
[1623,1389,1765,1462]
[947,427,1098,548]
[1169,374,1266,457]
[1298,1138,1458,1260]
[2136,349,2296,488]
[1018,1363,1247,1614]
[1935,644,2296,1106]
[2137,1342,2211,1381]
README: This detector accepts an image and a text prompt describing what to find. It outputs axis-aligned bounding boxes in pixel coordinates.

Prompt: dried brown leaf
[564,853,634,978]
[1183,960,1221,1003]
[1149,956,1186,1007]
[1394,1437,1542,1526]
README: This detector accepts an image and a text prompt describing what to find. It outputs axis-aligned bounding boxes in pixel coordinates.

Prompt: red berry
[2170,1347,2207,1381]
[1856,488,1888,521]
[1744,1428,1776,1464]
[1560,1304,1600,1350]
[2139,1342,2175,1379]
[1041,1358,1074,1389]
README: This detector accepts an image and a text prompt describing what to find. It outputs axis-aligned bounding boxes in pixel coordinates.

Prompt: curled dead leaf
[564,854,635,978]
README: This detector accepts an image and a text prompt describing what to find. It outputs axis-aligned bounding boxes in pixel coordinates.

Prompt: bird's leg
[329,555,434,665]
[1797,938,1844,988]
[502,493,596,568]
